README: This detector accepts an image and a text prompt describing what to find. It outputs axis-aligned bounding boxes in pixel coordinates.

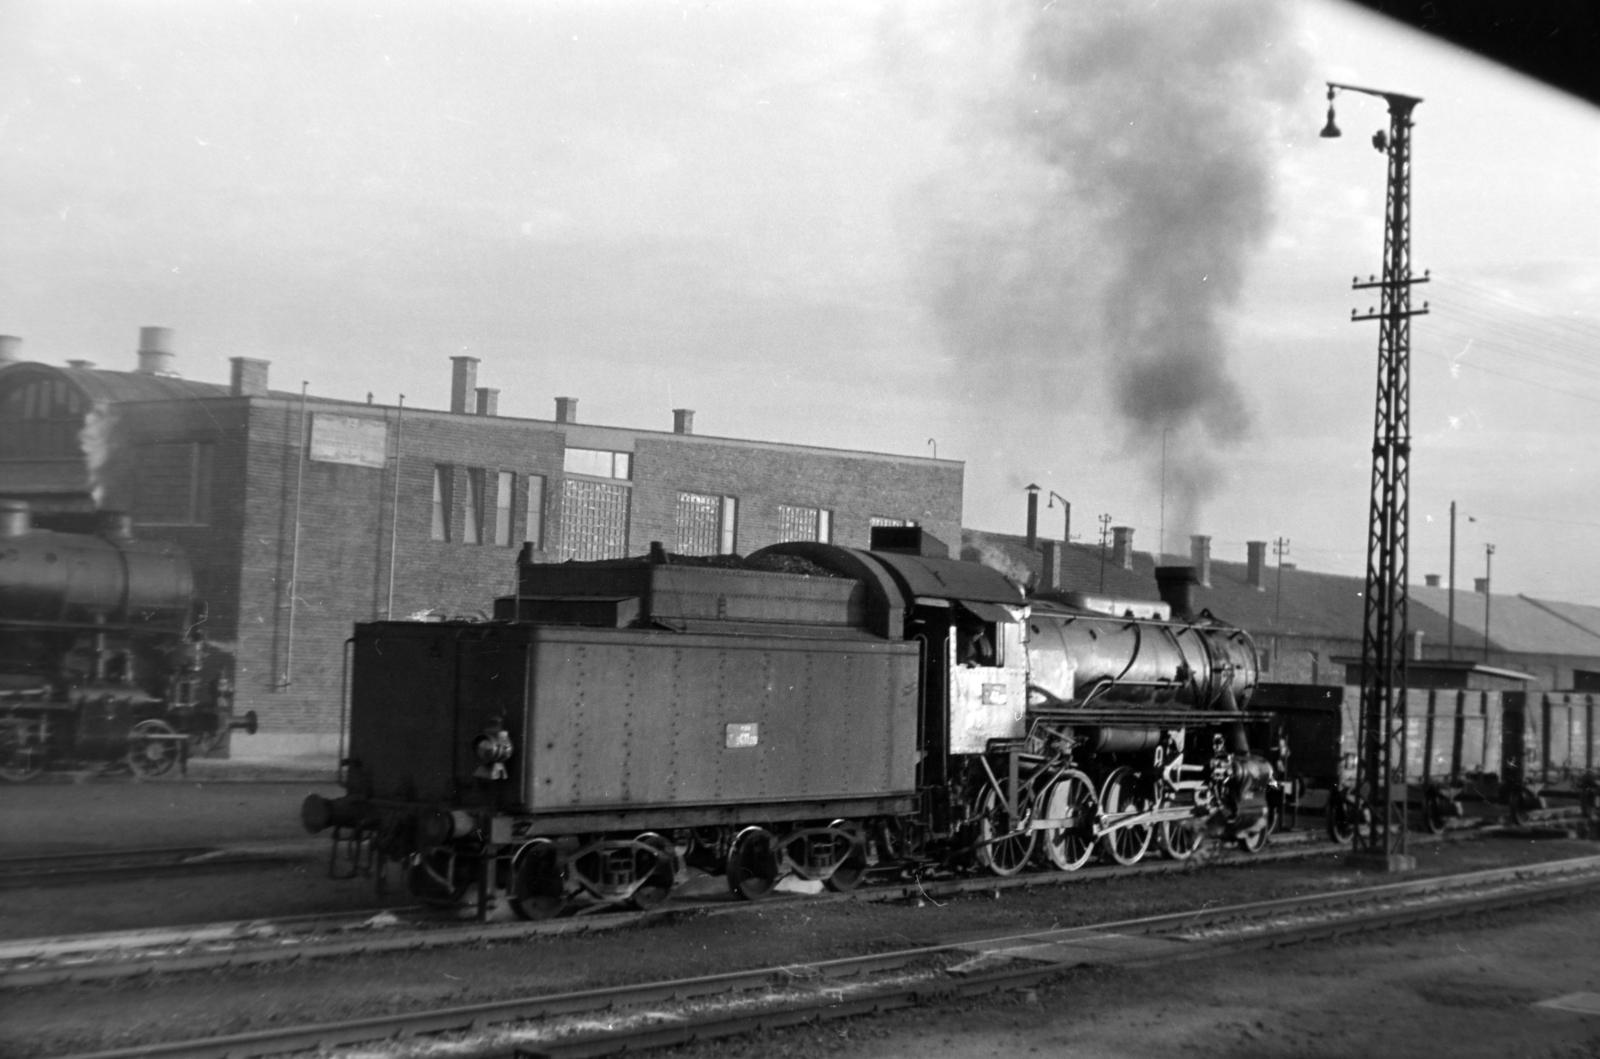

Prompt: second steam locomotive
[306,527,1279,917]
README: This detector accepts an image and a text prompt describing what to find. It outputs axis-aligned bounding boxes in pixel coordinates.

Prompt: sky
[2,0,1597,603]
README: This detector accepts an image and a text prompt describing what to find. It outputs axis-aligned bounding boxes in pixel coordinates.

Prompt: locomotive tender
[0,502,249,780]
[305,528,1275,917]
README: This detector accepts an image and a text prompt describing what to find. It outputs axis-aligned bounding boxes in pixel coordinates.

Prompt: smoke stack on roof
[1190,535,1211,587]
[1474,577,1490,594]
[1111,526,1134,570]
[554,397,577,424]
[673,408,694,435]
[1039,540,1063,592]
[449,356,479,414]
[475,387,499,416]
[1154,566,1198,620]
[230,357,270,397]
[0,336,20,364]
[67,359,95,370]
[1424,574,1441,587]
[136,327,177,376]
[1246,541,1267,591]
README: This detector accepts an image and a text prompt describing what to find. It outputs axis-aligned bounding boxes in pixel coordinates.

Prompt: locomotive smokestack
[1190,535,1212,588]
[0,500,31,538]
[1154,565,1198,620]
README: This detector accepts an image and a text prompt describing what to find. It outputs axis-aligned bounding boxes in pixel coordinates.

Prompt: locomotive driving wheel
[1157,817,1206,861]
[1036,770,1097,872]
[1097,767,1153,866]
[126,720,180,779]
[726,826,781,900]
[975,785,1036,876]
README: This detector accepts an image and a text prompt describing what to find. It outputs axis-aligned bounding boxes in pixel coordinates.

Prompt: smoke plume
[78,403,119,509]
[899,0,1305,538]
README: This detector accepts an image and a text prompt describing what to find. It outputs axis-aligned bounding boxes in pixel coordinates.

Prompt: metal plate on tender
[725,722,760,748]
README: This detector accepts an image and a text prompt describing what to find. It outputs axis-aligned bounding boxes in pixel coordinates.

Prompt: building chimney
[1190,535,1212,587]
[673,408,694,435]
[230,357,270,397]
[1025,484,1039,549]
[1246,541,1267,591]
[66,359,95,370]
[475,387,499,417]
[136,326,177,376]
[0,335,20,364]
[554,396,577,424]
[1424,574,1441,587]
[1039,540,1062,592]
[1111,526,1134,570]
[449,356,479,414]
[1474,577,1490,594]
[1155,566,1198,620]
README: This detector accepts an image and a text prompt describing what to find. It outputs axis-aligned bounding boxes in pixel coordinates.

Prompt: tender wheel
[1326,790,1357,845]
[1423,793,1449,835]
[823,820,867,893]
[628,833,678,911]
[1157,817,1206,861]
[408,847,473,907]
[127,720,180,779]
[0,720,46,782]
[1036,770,1097,872]
[510,839,567,920]
[726,826,780,901]
[975,784,1036,876]
[1237,819,1270,853]
[1098,766,1152,866]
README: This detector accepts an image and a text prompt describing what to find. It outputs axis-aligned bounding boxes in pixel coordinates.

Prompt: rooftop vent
[136,327,177,376]
[554,396,577,424]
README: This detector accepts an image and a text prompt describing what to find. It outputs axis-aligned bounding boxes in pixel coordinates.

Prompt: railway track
[0,845,306,889]
[0,827,1468,989]
[47,852,1600,1059]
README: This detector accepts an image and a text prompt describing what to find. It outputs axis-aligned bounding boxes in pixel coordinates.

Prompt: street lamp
[1323,80,1428,873]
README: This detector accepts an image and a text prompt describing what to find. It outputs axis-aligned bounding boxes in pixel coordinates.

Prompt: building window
[132,442,213,526]
[527,474,546,550]
[463,468,485,544]
[676,493,725,556]
[870,516,916,528]
[494,471,514,546]
[431,465,453,541]
[559,478,629,560]
[777,504,831,544]
[563,447,631,480]
[720,496,738,555]
[1574,670,1600,693]
[0,375,88,459]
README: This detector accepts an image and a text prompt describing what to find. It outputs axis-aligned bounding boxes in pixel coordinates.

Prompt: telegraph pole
[1483,544,1495,663]
[1322,82,1429,872]
[1097,513,1113,592]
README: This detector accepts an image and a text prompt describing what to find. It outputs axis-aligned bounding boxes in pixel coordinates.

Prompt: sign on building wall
[310,414,389,468]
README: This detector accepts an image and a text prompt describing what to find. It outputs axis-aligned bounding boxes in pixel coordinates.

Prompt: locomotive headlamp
[473,715,513,781]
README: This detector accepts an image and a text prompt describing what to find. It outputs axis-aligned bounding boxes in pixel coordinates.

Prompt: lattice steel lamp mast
[1323,81,1430,872]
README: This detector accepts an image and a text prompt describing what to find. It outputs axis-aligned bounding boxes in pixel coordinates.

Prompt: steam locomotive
[304,527,1279,917]
[0,502,250,780]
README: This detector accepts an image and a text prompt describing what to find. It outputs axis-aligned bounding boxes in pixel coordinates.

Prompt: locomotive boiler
[305,528,1274,917]
[0,502,249,780]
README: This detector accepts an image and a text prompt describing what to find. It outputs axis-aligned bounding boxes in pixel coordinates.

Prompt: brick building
[0,330,961,761]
